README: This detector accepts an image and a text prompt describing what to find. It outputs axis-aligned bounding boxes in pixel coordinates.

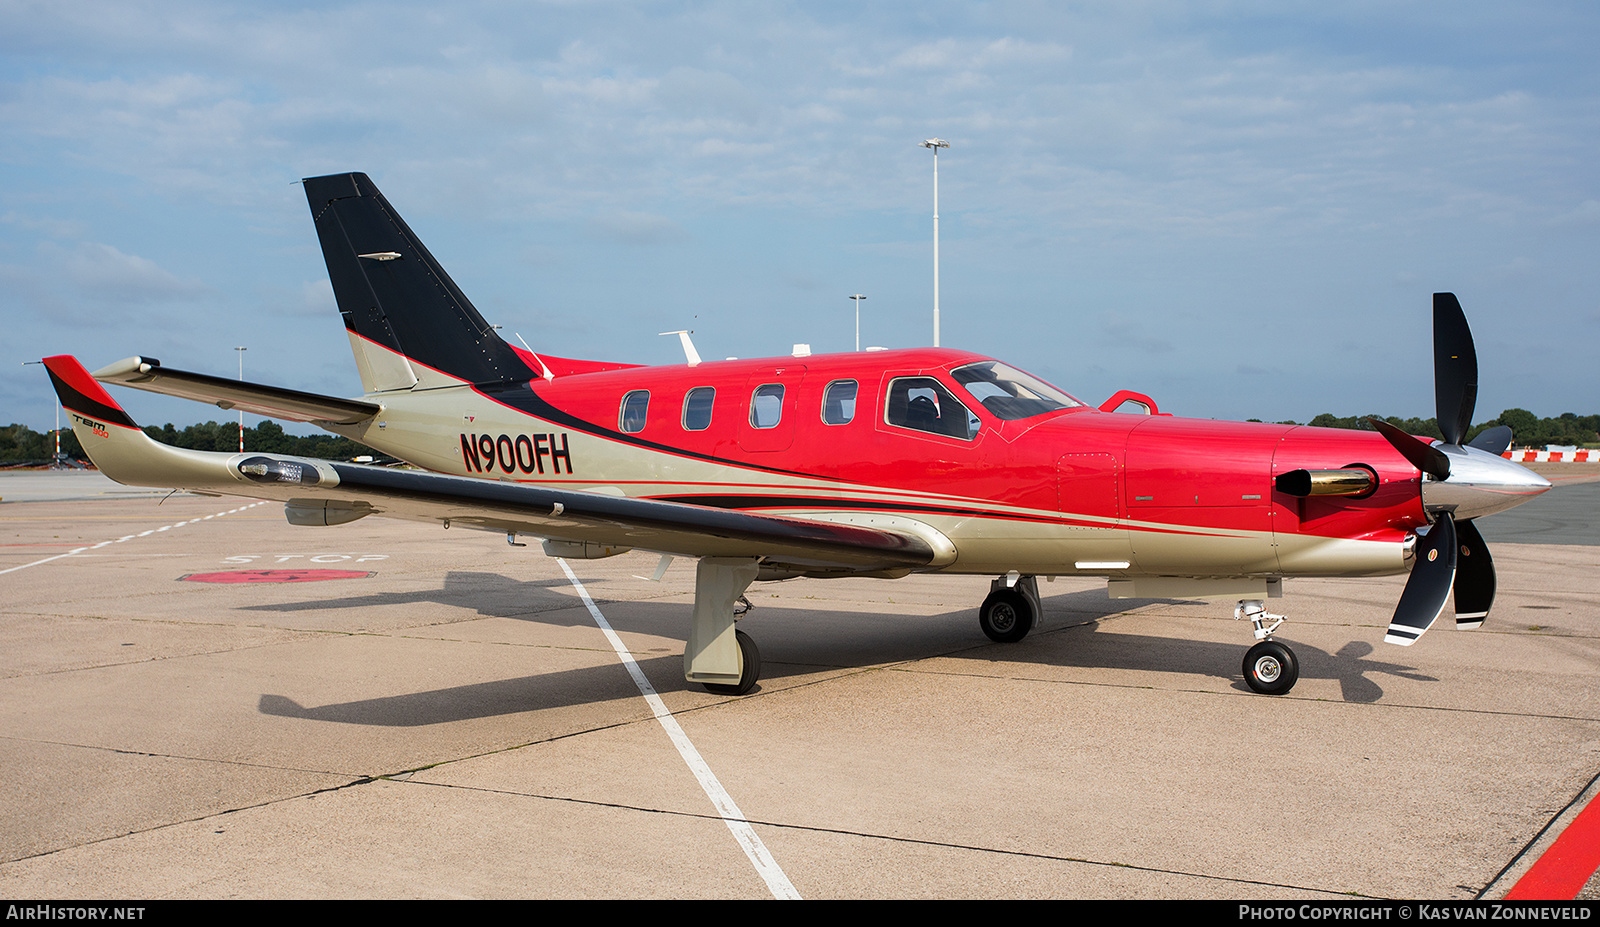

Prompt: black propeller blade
[1468,424,1513,457]
[1434,292,1479,446]
[1386,511,1457,645]
[1369,417,1450,481]
[1452,518,1496,629]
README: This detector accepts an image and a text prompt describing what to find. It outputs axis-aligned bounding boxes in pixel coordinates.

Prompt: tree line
[1,420,379,465]
[1248,409,1600,448]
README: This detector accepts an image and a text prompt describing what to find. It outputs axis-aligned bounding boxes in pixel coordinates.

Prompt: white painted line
[0,501,270,576]
[557,558,801,900]
[0,547,89,576]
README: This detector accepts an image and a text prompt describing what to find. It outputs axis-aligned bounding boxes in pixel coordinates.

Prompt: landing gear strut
[686,558,763,696]
[1235,600,1299,695]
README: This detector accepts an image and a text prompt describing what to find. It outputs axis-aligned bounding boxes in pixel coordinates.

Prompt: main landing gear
[702,628,760,696]
[1236,600,1299,695]
[685,558,763,696]
[979,574,1041,643]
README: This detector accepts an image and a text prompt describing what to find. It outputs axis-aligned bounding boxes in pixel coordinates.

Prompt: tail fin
[302,172,536,392]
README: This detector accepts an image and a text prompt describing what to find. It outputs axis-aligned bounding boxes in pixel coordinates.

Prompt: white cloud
[584,209,689,245]
[49,241,208,303]
[2,2,1595,421]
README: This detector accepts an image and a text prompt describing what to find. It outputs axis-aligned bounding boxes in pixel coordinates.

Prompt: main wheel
[1242,640,1299,695]
[979,588,1035,643]
[703,629,761,696]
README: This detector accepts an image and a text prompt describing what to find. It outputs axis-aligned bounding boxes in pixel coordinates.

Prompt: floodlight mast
[920,138,949,347]
[849,294,866,351]
[235,347,246,452]
[19,360,60,464]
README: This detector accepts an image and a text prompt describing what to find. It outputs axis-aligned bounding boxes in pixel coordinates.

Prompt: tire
[704,629,761,696]
[1242,640,1299,695]
[979,588,1035,643]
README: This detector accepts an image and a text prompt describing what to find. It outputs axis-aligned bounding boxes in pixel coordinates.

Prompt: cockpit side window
[950,361,1081,421]
[884,377,978,440]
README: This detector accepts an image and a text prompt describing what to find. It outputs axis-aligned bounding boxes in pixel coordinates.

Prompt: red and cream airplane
[43,172,1552,696]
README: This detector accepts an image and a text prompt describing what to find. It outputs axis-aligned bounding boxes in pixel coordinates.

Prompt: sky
[3,1,1597,435]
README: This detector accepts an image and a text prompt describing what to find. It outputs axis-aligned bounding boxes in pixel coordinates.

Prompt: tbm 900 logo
[460,433,574,475]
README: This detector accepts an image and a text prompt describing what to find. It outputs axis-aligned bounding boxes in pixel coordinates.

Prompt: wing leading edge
[46,355,935,574]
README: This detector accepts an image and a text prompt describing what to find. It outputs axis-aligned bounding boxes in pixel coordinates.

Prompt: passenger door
[738,366,806,452]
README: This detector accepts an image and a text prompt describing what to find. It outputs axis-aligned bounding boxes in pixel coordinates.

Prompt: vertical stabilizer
[303,172,536,391]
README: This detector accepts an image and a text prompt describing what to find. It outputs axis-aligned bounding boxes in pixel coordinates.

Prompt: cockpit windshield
[950,361,1082,421]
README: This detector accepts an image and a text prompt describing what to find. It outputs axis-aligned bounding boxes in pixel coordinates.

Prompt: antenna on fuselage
[514,332,555,381]
[659,330,702,367]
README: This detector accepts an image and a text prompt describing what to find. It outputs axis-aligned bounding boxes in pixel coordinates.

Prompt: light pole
[235,347,247,452]
[849,294,866,351]
[20,360,60,465]
[920,138,948,347]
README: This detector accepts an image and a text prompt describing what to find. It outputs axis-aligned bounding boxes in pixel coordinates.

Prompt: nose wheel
[1235,599,1299,695]
[1242,640,1298,695]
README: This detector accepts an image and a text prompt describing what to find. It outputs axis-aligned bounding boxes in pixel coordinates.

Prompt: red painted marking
[180,569,373,584]
[43,355,125,411]
[1505,788,1600,899]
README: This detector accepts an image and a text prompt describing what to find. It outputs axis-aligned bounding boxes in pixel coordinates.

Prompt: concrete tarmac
[1,468,1597,899]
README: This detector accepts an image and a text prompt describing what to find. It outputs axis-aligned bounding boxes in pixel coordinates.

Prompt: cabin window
[822,380,857,425]
[619,390,649,433]
[682,387,715,431]
[885,377,978,440]
[950,361,1081,420]
[749,384,784,429]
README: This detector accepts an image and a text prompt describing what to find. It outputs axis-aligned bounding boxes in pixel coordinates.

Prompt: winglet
[40,355,242,491]
[43,355,141,430]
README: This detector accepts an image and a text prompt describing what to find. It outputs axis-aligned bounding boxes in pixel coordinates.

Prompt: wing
[46,355,934,573]
[91,355,379,425]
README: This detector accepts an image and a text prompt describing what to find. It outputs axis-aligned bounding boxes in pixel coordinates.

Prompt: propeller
[1371,293,1513,645]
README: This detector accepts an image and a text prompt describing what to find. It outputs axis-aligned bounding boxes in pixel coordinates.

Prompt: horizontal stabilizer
[91,356,379,425]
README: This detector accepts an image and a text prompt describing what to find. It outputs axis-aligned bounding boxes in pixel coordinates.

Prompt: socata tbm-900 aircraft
[44,171,1552,696]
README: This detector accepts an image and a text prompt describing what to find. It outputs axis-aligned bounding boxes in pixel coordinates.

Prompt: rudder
[303,172,536,392]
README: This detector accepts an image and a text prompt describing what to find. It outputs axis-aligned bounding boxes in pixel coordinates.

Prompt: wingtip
[42,355,141,430]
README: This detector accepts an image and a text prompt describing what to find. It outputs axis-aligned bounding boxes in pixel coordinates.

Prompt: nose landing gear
[1236,600,1299,695]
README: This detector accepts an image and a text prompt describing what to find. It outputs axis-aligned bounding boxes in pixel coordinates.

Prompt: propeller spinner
[1371,294,1550,645]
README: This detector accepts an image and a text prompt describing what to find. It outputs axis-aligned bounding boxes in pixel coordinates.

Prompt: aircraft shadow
[777,586,1436,704]
[236,570,608,627]
[986,587,1437,703]
[256,584,1431,727]
[258,653,685,726]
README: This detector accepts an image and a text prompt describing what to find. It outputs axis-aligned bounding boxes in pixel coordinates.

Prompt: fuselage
[322,344,1491,581]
